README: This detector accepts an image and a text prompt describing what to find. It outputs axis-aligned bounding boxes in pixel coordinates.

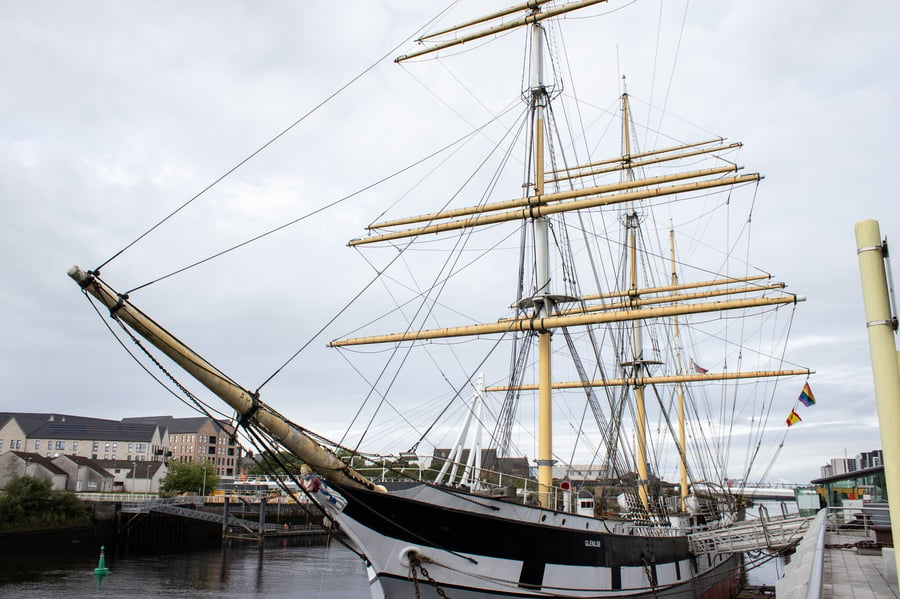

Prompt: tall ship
[69,1,813,597]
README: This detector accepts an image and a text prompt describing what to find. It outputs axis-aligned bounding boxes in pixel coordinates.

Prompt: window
[105,443,110,450]
[128,443,133,452]
[93,442,99,451]
[55,441,65,450]
[15,440,21,449]
[136,443,146,453]
[34,440,40,450]
[73,441,78,452]
[0,440,3,449]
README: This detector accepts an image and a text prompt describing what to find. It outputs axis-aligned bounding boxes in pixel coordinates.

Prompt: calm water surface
[0,539,370,598]
[1,500,795,597]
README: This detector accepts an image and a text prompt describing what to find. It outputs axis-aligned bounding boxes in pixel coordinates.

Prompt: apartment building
[0,412,166,461]
[123,416,241,477]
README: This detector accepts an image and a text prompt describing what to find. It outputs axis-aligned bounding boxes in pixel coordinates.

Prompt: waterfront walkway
[822,529,897,599]
[777,509,898,599]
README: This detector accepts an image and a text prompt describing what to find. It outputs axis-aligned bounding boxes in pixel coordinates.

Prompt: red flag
[691,359,708,374]
[786,409,802,427]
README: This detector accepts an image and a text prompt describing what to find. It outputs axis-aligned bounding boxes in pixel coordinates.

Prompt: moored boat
[69,2,814,597]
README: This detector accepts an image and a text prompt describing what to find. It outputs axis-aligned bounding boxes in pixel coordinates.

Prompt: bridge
[728,486,796,500]
[119,498,327,538]
[693,481,804,501]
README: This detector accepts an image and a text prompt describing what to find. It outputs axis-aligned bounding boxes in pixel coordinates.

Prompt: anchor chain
[826,540,885,550]
[641,557,659,599]
[408,553,451,599]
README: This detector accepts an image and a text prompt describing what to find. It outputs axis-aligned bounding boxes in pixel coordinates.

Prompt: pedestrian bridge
[120,498,305,535]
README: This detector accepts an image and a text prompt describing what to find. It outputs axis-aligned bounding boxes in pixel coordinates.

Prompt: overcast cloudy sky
[2,0,898,484]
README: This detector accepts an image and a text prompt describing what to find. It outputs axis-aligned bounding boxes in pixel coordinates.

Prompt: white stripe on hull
[310,482,742,599]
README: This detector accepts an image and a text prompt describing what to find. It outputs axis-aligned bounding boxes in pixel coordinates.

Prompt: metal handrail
[806,510,827,599]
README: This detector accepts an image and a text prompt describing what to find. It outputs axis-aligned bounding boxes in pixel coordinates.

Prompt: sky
[2,0,899,485]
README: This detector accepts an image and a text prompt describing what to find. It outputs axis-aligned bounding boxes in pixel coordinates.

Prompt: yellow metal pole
[855,219,900,586]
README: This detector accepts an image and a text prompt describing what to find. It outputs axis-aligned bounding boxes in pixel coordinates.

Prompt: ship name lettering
[584,540,602,548]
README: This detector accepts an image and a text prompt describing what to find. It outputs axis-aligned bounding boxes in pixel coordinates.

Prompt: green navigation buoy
[93,545,109,590]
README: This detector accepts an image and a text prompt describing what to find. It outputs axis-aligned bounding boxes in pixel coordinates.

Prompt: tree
[0,476,91,531]
[159,461,219,497]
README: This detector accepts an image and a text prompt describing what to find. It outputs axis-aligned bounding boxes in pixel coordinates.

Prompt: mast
[628,213,651,511]
[620,82,651,512]
[530,16,554,510]
[671,229,689,511]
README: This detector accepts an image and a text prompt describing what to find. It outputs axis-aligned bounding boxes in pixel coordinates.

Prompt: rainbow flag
[798,382,815,407]
[786,409,802,427]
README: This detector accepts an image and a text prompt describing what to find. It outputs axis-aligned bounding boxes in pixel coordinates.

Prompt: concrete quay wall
[775,509,827,599]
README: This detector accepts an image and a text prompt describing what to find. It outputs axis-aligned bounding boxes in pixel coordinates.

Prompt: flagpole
[855,219,900,590]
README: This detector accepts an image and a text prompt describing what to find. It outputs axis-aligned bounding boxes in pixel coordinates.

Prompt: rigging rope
[93,4,460,275]
[81,286,232,423]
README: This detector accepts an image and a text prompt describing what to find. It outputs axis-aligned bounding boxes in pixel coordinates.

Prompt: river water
[0,500,795,597]
[0,539,783,598]
[0,538,370,599]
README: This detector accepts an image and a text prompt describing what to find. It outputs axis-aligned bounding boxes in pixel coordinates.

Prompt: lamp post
[132,462,137,495]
